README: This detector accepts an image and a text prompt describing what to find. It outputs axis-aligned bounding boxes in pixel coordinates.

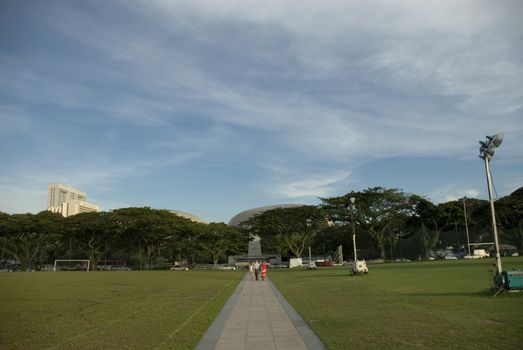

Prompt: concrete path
[196,275,325,350]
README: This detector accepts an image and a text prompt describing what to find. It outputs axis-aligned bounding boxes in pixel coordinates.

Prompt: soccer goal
[53,259,91,272]
[332,245,344,266]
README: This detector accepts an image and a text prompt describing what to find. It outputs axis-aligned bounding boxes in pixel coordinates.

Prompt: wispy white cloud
[5,0,521,163]
[1,0,521,218]
[274,171,352,199]
[135,0,522,159]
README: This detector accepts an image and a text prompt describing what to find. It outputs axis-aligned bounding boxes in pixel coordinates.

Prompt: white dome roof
[228,204,305,227]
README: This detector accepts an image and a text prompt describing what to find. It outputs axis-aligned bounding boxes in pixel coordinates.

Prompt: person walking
[254,260,260,281]
[260,261,268,281]
[248,262,255,280]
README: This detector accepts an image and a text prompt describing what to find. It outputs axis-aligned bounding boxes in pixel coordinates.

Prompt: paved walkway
[196,275,325,350]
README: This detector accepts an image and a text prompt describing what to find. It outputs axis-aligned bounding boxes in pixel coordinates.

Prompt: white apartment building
[47,183,99,217]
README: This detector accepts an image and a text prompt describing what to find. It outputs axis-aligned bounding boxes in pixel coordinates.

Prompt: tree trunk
[379,243,387,260]
[13,236,44,271]
[368,228,387,260]
[88,238,99,271]
[145,245,154,270]
[420,224,435,259]
[282,234,304,258]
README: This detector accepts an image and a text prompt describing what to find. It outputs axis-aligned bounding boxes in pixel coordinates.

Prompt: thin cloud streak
[275,172,352,199]
[4,1,521,162]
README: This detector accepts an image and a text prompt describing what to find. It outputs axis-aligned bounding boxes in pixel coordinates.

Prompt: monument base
[228,254,282,268]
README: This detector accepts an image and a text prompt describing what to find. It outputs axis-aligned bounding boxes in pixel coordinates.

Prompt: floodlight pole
[350,197,357,262]
[483,157,502,276]
[463,197,471,257]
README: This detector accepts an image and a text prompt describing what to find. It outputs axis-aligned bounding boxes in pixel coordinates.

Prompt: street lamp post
[349,197,357,263]
[463,197,471,257]
[479,133,503,279]
[306,219,315,269]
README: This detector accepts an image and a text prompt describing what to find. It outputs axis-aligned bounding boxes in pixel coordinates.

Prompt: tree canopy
[247,205,327,258]
[1,185,522,269]
[321,187,413,259]
[0,208,245,270]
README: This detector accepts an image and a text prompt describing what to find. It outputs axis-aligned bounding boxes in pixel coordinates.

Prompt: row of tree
[247,186,523,261]
[0,208,247,271]
[1,186,521,270]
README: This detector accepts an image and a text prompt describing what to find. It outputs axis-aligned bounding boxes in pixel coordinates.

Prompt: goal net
[332,245,344,266]
[53,259,91,272]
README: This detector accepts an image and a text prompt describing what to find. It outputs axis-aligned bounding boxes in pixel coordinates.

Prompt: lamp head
[492,133,503,147]
[479,132,503,160]
[486,133,504,147]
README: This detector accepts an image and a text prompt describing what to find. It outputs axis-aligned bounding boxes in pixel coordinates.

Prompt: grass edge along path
[152,276,236,350]
[269,258,523,350]
[0,270,244,350]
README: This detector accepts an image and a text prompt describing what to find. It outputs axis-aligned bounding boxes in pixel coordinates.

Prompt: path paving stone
[196,274,325,350]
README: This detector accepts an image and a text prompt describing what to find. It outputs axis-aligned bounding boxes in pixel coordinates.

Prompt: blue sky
[1,0,522,223]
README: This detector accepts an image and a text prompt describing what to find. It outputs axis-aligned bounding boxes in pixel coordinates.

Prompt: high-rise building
[47,183,99,217]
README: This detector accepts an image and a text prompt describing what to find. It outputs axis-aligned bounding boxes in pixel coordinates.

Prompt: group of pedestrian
[248,260,267,281]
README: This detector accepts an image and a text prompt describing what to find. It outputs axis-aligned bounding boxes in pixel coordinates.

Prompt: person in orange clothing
[260,261,268,281]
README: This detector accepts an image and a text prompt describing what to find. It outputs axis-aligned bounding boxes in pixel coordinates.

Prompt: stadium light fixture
[478,132,503,284]
[348,197,368,274]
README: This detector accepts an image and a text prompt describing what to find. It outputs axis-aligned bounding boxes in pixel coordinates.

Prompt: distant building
[228,204,305,227]
[47,183,99,217]
[169,210,208,224]
[227,204,305,266]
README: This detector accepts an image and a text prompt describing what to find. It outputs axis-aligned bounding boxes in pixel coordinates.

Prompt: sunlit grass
[0,270,243,350]
[269,257,523,350]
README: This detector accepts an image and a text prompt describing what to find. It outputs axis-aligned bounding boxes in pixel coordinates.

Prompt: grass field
[2,260,522,350]
[269,257,523,350]
[0,270,243,350]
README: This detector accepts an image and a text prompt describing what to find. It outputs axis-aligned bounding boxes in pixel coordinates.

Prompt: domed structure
[170,210,208,224]
[228,204,305,227]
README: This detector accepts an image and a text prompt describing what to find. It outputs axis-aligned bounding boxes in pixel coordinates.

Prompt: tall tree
[1,211,63,270]
[110,208,187,269]
[33,211,65,265]
[198,223,246,267]
[494,187,523,253]
[322,187,413,260]
[408,196,452,259]
[247,206,326,258]
[67,212,119,270]
[164,219,197,266]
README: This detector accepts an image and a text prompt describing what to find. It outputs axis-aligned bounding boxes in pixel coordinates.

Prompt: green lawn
[269,257,523,350]
[0,270,243,350]
[2,260,522,350]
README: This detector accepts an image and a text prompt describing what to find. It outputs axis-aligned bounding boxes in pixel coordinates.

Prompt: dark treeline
[247,186,523,261]
[0,208,247,271]
[1,186,521,270]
